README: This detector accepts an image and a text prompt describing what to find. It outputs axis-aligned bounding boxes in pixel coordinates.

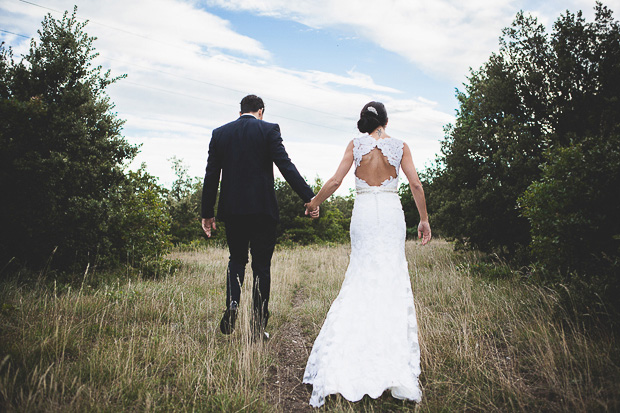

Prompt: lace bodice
[353,135,404,189]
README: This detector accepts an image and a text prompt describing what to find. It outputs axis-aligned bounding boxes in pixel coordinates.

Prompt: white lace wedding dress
[303,135,422,407]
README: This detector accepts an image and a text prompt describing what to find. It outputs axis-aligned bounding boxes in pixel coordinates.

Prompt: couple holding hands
[201,94,430,407]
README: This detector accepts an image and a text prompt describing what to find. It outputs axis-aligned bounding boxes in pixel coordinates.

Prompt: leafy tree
[519,5,620,273]
[428,16,548,254]
[427,3,620,320]
[0,8,170,272]
[430,3,619,259]
[399,175,438,240]
[518,6,620,318]
[167,157,204,244]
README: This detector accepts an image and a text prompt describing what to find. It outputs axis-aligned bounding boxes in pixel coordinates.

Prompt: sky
[1,0,618,194]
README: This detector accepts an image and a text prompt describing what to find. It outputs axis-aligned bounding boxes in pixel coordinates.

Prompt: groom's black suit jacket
[201,115,315,222]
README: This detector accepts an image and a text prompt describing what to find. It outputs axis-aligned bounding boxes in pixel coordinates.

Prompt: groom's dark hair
[240,95,265,114]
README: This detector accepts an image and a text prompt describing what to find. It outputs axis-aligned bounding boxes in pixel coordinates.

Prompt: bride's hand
[418,221,431,245]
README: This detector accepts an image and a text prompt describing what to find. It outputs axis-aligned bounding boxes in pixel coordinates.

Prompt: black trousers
[224,214,277,324]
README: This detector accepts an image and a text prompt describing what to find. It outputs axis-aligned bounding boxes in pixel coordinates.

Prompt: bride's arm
[401,142,432,245]
[306,140,354,210]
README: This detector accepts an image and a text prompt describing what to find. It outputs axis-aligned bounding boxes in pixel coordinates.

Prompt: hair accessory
[367,106,378,115]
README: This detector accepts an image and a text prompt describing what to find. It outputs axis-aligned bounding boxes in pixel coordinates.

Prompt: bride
[302,101,431,408]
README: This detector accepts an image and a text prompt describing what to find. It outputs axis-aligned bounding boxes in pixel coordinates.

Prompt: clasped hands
[305,198,320,219]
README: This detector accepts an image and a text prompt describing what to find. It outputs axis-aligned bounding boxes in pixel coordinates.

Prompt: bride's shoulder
[351,135,363,150]
[346,139,356,153]
[388,136,404,145]
[380,136,404,148]
[353,134,373,146]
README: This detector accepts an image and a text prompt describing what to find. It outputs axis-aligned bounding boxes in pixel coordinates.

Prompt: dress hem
[303,379,422,408]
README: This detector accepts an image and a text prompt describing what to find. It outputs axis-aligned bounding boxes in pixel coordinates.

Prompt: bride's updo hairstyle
[357,101,388,134]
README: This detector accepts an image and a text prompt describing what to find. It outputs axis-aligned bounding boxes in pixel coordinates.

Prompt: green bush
[0,9,170,274]
[108,166,172,269]
[167,157,205,245]
[520,135,620,319]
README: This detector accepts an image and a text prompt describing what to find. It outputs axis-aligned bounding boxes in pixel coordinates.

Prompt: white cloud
[522,0,620,26]
[0,0,271,59]
[1,0,453,193]
[205,0,620,83]
[3,0,618,197]
[206,0,518,82]
[301,68,403,94]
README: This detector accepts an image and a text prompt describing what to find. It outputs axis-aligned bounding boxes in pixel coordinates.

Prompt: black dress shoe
[219,301,238,335]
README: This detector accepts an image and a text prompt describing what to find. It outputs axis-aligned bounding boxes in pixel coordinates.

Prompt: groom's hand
[202,217,216,238]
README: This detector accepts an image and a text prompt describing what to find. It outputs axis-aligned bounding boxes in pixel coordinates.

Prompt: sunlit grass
[1,240,618,411]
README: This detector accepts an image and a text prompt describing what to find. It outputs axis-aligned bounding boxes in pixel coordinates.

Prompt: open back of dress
[352,136,404,189]
[355,148,398,186]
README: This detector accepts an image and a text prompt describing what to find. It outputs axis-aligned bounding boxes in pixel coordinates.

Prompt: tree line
[1,5,618,322]
[424,2,620,322]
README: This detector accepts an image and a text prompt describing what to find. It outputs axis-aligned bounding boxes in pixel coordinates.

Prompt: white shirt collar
[240,112,258,119]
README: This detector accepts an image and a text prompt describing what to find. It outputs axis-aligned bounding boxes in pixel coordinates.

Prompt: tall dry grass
[0,240,618,411]
[0,247,270,411]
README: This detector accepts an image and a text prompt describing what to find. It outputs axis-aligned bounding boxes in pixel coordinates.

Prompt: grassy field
[1,240,618,412]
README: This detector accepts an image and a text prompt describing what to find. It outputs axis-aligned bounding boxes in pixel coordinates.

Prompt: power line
[18,0,177,44]
[104,56,357,122]
[0,29,30,38]
[123,80,356,133]
[101,56,415,137]
[0,25,358,134]
[12,0,368,123]
[6,0,418,138]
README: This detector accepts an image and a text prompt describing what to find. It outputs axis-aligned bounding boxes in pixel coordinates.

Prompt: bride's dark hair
[357,101,388,133]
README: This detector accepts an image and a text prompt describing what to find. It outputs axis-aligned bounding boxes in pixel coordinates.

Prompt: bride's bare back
[355,146,398,186]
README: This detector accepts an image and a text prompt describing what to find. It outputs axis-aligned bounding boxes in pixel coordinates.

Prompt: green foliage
[428,15,548,253]
[167,157,204,245]
[520,136,620,318]
[430,3,620,257]
[163,162,354,248]
[108,165,172,269]
[399,176,437,239]
[0,8,171,273]
[398,183,417,239]
[518,5,620,320]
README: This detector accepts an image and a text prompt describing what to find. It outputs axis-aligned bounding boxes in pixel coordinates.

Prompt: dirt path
[266,290,314,412]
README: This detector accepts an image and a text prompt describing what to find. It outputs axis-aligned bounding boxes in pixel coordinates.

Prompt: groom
[201,94,318,339]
